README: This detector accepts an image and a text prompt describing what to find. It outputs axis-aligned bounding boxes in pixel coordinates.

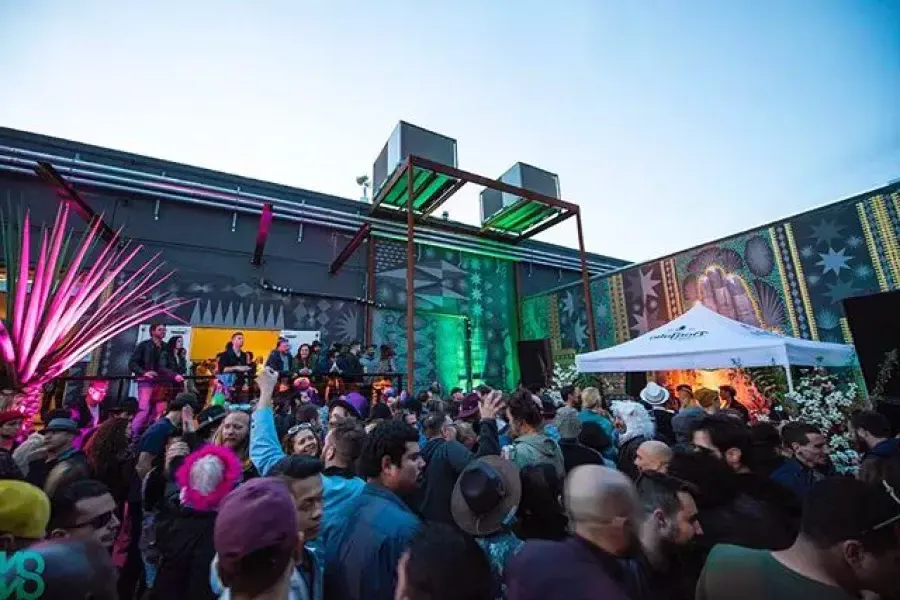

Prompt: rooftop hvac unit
[372,122,458,212]
[480,163,562,235]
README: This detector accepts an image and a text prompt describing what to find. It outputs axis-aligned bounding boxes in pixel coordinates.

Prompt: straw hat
[640,382,670,406]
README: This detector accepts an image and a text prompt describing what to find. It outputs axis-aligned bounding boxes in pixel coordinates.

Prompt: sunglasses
[288,423,314,437]
[73,510,115,530]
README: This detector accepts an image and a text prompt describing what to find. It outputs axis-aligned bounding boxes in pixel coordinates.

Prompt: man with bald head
[634,440,673,474]
[506,465,639,600]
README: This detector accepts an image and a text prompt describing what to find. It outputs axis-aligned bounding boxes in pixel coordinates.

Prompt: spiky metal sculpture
[1,203,185,435]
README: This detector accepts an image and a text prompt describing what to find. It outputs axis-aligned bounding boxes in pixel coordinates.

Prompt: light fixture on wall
[356,175,370,202]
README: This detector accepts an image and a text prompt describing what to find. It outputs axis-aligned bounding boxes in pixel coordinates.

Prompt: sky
[1,1,898,264]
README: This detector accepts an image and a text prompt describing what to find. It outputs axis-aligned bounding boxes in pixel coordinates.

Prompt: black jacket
[415,418,500,524]
[152,501,217,600]
[129,339,175,377]
[266,350,295,377]
[559,438,605,474]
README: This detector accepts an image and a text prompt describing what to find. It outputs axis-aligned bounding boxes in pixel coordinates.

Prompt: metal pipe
[405,163,416,394]
[4,156,603,277]
[3,144,625,270]
[366,237,375,345]
[576,210,597,350]
[2,159,613,277]
[0,147,625,272]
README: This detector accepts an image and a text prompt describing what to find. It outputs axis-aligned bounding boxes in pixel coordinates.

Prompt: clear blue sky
[1,1,898,263]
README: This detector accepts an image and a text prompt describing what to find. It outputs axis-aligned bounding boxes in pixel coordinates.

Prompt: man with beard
[852,410,900,483]
[634,471,704,600]
[322,419,424,600]
[506,465,638,600]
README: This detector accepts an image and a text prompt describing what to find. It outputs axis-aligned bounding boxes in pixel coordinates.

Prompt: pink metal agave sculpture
[1,203,185,435]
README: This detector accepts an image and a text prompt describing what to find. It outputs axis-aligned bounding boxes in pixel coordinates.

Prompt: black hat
[451,456,521,536]
[110,397,139,415]
[197,405,227,434]
[43,418,79,435]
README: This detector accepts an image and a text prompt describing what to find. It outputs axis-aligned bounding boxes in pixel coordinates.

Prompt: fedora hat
[640,382,670,406]
[451,456,521,536]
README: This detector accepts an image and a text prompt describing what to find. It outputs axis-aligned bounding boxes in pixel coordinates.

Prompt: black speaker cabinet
[843,290,900,398]
[625,372,648,397]
[518,339,552,390]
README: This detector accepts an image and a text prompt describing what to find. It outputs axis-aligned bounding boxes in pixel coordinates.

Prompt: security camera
[355,175,370,186]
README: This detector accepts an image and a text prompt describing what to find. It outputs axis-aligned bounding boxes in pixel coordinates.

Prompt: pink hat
[176,445,243,512]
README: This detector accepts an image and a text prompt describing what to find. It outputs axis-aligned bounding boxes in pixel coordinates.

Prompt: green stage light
[482,198,562,235]
[378,166,458,213]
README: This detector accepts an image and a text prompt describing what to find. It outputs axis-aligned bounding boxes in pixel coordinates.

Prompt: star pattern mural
[522,187,898,360]
[374,240,518,392]
[793,204,882,342]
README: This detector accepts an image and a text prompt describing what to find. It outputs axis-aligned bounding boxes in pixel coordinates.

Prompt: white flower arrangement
[784,370,861,474]
[552,362,579,389]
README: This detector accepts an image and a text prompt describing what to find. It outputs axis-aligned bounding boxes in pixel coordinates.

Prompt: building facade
[523,181,900,378]
[0,127,629,393]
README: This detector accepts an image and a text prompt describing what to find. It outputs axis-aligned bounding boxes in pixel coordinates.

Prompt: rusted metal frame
[369,206,513,244]
[416,177,466,222]
[512,262,523,340]
[329,222,372,275]
[576,209,597,350]
[34,161,116,241]
[408,154,579,213]
[370,161,410,213]
[365,235,376,345]
[510,208,575,243]
[405,163,416,393]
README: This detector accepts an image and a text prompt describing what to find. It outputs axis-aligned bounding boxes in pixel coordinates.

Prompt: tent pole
[784,365,795,394]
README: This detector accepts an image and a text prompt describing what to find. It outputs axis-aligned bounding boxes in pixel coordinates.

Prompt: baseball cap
[0,480,51,540]
[214,478,298,584]
[0,410,24,425]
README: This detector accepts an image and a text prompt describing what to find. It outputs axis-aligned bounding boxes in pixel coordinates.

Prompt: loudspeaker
[625,372,648,397]
[843,290,900,398]
[518,339,552,390]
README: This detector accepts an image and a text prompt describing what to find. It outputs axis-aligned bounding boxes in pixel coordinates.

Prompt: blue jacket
[250,406,288,476]
[322,483,420,600]
[321,469,365,539]
[769,458,829,501]
[506,536,632,600]
[250,406,365,540]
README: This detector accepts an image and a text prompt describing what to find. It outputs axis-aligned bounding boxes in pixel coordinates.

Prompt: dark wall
[0,175,527,393]
[1,177,369,377]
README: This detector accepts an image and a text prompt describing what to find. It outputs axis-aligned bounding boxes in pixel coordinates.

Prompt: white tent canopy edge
[574,304,857,393]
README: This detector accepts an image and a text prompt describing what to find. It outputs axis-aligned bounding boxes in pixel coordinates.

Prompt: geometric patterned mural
[101,269,363,376]
[374,240,519,393]
[523,184,900,362]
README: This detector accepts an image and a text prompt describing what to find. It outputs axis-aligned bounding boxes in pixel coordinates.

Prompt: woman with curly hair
[212,410,258,481]
[84,416,134,510]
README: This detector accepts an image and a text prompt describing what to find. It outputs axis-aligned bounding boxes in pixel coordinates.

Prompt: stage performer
[265,337,295,379]
[129,323,182,438]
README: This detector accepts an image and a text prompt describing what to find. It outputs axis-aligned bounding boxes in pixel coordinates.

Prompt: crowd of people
[3,337,900,599]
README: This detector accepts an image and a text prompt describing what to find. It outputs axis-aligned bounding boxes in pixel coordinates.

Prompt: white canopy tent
[575,304,857,392]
